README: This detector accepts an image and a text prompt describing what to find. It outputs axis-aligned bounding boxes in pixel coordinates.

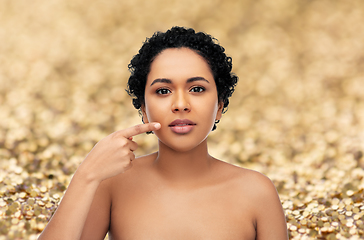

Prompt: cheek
[144,98,168,121]
[194,99,219,124]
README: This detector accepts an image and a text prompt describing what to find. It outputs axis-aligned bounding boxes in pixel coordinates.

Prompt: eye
[156,88,171,95]
[190,86,205,93]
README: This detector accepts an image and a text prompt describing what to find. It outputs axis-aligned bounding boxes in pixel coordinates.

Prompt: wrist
[73,164,101,186]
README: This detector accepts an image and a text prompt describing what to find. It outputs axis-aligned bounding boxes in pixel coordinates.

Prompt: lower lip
[169,125,195,134]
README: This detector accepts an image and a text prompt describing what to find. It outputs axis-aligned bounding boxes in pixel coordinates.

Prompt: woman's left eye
[190,86,205,93]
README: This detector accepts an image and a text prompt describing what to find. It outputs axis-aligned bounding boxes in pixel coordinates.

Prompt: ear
[141,105,149,123]
[215,101,224,121]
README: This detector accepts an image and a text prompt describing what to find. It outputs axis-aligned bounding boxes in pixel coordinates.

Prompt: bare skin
[38,123,162,240]
[81,151,287,240]
[39,48,288,240]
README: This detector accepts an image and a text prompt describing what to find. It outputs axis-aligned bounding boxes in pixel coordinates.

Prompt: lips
[168,119,196,134]
[169,119,196,127]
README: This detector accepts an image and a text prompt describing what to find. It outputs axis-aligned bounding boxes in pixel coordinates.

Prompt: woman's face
[142,47,223,152]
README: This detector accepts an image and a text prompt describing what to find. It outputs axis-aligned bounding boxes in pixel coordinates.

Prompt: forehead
[147,48,213,82]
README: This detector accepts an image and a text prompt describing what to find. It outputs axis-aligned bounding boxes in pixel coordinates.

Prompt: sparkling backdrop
[1,0,364,239]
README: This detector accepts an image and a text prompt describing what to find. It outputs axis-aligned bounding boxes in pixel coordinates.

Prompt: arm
[38,123,161,240]
[38,169,104,240]
[253,174,288,240]
[80,176,112,240]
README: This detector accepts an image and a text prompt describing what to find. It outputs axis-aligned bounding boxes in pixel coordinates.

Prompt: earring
[212,119,220,131]
[142,117,153,134]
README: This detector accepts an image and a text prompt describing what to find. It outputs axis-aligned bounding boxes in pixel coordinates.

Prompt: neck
[153,139,214,186]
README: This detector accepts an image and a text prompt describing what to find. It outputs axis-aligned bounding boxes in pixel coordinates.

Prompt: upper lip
[168,119,196,127]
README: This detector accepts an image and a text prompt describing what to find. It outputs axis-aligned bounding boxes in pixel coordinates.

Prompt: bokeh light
[1,0,364,239]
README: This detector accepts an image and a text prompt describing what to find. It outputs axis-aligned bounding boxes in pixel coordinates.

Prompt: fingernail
[154,123,161,128]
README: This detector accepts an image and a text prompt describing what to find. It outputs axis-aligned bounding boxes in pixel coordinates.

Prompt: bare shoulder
[215,161,288,240]
[108,153,158,187]
[213,159,280,202]
[215,159,275,186]
[238,167,278,196]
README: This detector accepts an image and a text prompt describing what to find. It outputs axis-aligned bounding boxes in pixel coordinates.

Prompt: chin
[166,144,200,153]
[155,133,208,153]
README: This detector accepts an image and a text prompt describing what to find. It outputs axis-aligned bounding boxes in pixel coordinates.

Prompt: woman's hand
[78,122,161,183]
[38,122,161,240]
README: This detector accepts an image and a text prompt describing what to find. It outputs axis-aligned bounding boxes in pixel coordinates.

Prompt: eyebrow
[150,77,210,86]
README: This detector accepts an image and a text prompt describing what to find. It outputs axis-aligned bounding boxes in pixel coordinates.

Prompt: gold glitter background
[1,0,364,239]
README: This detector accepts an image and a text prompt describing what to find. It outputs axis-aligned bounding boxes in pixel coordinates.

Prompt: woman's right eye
[156,88,171,95]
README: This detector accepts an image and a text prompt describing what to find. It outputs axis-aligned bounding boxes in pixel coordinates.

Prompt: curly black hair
[126,26,238,131]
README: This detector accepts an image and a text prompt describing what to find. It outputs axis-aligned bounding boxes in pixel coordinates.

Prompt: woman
[39,26,288,240]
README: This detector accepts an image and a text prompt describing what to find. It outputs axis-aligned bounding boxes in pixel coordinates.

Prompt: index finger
[121,122,161,138]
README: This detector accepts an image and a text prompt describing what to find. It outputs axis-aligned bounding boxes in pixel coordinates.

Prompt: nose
[172,91,190,113]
